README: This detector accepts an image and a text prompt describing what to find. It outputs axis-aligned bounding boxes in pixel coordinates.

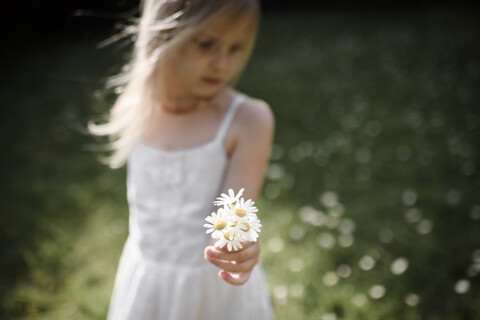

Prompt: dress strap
[214,94,246,142]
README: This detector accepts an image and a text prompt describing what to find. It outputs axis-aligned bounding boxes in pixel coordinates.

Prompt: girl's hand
[204,241,261,286]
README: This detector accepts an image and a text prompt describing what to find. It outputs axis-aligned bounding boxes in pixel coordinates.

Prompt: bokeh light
[390,257,409,275]
[369,285,386,299]
[359,255,376,271]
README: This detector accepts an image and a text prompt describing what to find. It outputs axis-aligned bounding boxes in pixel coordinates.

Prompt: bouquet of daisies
[204,188,262,251]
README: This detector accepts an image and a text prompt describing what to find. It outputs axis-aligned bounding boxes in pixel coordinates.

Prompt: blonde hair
[89,0,260,168]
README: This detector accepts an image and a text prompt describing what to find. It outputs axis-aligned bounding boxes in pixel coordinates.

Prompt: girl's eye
[195,39,214,50]
[230,44,243,53]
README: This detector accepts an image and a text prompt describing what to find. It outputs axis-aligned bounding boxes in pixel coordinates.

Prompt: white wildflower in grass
[205,188,262,251]
[213,188,244,207]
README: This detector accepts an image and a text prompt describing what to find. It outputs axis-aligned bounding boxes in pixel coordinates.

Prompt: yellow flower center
[214,219,227,230]
[241,222,250,232]
[235,208,247,217]
[224,231,233,240]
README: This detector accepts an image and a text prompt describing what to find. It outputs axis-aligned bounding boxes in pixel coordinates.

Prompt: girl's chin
[196,85,226,98]
[169,83,227,101]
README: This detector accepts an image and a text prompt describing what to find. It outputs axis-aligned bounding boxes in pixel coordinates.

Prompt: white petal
[215,238,226,248]
[237,188,245,197]
[211,231,223,238]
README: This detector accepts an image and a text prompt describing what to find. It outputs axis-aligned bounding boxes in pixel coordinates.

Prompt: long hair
[89,0,260,168]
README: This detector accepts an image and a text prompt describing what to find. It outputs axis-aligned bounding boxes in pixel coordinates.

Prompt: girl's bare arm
[204,97,274,285]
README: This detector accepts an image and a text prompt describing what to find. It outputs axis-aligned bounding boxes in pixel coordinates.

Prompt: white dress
[107,94,272,320]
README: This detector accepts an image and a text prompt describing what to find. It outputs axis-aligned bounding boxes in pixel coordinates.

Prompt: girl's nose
[210,50,230,71]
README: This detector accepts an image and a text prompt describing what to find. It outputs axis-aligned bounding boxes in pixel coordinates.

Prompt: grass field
[1,8,479,320]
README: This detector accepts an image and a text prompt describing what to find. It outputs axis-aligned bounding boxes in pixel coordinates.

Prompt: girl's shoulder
[223,89,274,155]
[228,91,275,150]
[235,93,275,132]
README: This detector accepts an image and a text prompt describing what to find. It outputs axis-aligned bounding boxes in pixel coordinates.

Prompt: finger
[219,270,251,286]
[205,254,259,273]
[205,242,260,262]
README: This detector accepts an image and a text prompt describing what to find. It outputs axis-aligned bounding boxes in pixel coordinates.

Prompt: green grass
[1,9,479,320]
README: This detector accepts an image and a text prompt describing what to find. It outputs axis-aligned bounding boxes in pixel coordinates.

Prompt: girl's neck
[156,87,230,115]
[160,97,208,115]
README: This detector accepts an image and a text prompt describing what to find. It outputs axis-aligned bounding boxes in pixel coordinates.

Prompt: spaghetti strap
[214,94,246,143]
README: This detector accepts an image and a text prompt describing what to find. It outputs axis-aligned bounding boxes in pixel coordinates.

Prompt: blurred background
[1,1,479,319]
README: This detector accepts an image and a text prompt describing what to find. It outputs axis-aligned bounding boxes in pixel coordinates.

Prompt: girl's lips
[202,77,222,85]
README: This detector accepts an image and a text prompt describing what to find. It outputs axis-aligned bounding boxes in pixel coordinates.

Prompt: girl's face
[162,13,257,100]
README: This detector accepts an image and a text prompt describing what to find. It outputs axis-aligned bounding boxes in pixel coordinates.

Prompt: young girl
[89,0,274,319]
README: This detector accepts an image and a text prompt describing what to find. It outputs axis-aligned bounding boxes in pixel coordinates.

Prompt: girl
[89,0,274,319]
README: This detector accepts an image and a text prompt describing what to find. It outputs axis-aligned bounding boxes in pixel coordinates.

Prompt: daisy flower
[233,197,258,221]
[214,231,243,252]
[213,188,244,207]
[205,188,262,251]
[204,208,230,239]
[237,218,262,242]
